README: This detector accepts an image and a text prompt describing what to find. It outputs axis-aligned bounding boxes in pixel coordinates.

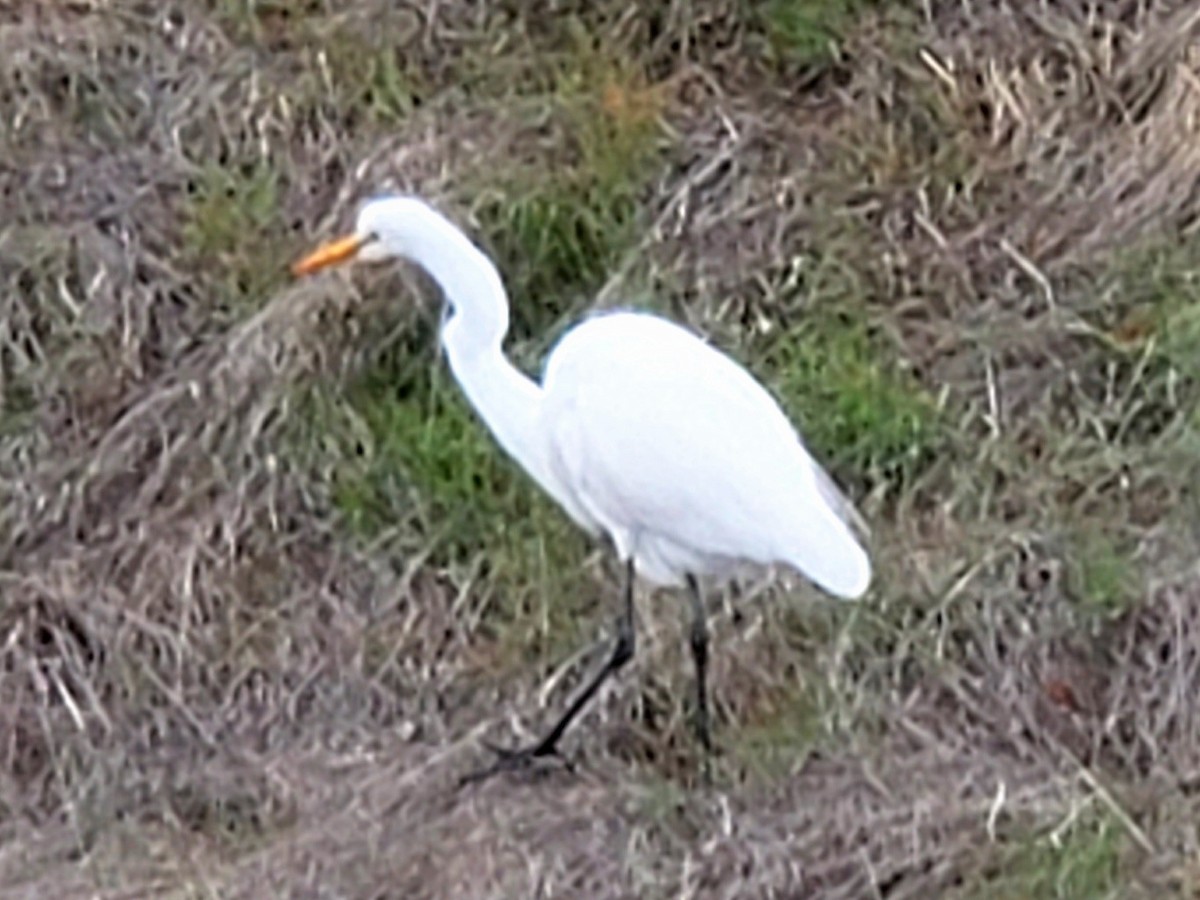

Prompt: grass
[1022,235,1200,625]
[210,0,426,137]
[0,378,37,438]
[5,0,1200,896]
[959,812,1124,899]
[207,0,326,43]
[1084,234,1200,441]
[1063,526,1139,620]
[470,43,670,340]
[329,356,579,566]
[754,266,946,492]
[726,676,827,782]
[181,160,287,312]
[752,0,881,67]
[1045,234,1200,587]
[312,18,423,125]
[294,329,597,668]
[0,226,80,389]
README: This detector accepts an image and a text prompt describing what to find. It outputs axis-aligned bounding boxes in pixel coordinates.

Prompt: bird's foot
[458,738,575,788]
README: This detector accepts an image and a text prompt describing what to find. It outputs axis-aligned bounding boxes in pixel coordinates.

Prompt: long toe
[457,739,574,788]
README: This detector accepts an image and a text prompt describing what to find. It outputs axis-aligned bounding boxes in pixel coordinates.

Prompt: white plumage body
[535,310,870,597]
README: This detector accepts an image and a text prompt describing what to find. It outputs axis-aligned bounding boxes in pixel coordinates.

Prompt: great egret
[292,194,872,783]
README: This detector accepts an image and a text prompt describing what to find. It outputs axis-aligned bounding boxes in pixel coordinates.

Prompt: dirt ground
[3,1,1200,897]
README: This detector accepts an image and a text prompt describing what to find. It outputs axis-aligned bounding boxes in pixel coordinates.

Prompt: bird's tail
[779,469,872,600]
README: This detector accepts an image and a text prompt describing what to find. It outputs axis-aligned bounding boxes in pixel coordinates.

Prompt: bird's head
[291,193,432,276]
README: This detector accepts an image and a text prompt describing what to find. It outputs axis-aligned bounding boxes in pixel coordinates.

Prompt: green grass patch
[1062,525,1140,621]
[751,0,879,67]
[292,322,595,667]
[1059,234,1200,546]
[957,812,1124,900]
[181,160,287,310]
[726,677,827,782]
[0,377,37,437]
[476,178,641,336]
[206,0,327,44]
[211,1,422,127]
[1111,241,1200,435]
[1086,233,1200,408]
[311,21,422,126]
[754,262,945,491]
[469,43,670,339]
[719,601,861,783]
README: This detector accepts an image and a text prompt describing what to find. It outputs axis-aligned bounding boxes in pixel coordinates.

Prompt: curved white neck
[401,209,553,493]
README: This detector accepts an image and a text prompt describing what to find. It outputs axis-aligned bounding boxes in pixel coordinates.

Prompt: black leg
[460,558,637,786]
[685,574,713,783]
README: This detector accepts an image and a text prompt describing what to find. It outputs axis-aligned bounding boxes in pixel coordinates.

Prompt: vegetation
[1,0,1198,896]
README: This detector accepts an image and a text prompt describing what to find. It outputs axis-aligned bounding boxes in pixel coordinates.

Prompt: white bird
[292,194,871,783]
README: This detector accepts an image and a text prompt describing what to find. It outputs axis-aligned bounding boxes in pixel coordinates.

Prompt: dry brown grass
[3,0,1200,896]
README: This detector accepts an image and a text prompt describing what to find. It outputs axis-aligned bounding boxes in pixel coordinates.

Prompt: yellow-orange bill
[291,234,365,277]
